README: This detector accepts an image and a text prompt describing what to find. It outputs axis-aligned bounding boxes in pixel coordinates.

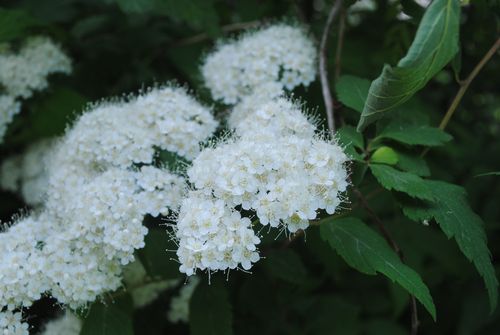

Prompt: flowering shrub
[0,1,499,334]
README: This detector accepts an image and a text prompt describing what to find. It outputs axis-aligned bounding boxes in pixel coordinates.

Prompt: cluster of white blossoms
[39,312,81,335]
[0,139,55,206]
[167,277,200,323]
[175,100,348,275]
[201,24,316,104]
[0,37,71,141]
[189,119,349,234]
[0,96,21,142]
[0,85,218,329]
[173,23,348,276]
[176,192,261,275]
[0,311,28,335]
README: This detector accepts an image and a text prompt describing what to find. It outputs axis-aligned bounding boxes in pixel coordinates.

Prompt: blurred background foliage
[1,0,499,334]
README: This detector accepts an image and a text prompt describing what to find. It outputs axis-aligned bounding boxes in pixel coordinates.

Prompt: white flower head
[0,311,29,335]
[0,95,21,142]
[201,24,317,104]
[0,36,72,99]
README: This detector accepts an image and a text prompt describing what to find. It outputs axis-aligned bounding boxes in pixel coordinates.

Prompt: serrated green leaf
[264,249,308,284]
[400,181,498,311]
[371,146,399,165]
[378,123,453,146]
[0,8,39,43]
[357,0,460,131]
[335,75,370,113]
[370,164,435,201]
[319,217,436,319]
[190,280,233,335]
[137,229,181,280]
[395,150,430,176]
[80,299,134,335]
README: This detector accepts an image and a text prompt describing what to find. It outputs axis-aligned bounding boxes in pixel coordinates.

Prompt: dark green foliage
[80,295,134,335]
[320,217,436,319]
[137,228,182,280]
[189,280,232,335]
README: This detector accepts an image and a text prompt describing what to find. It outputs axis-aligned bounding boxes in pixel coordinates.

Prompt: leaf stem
[351,186,420,335]
[438,37,500,131]
[319,0,343,133]
[421,37,500,157]
[334,8,346,83]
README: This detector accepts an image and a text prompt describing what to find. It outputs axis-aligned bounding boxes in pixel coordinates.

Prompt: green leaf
[378,123,453,146]
[370,164,435,201]
[337,126,364,161]
[395,150,430,177]
[80,299,134,335]
[264,249,308,284]
[401,181,499,311]
[319,217,436,319]
[371,146,399,165]
[31,88,88,137]
[0,8,39,43]
[335,75,370,113]
[357,0,460,131]
[137,229,181,280]
[190,280,233,335]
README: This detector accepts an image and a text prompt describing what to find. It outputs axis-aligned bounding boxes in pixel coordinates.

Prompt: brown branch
[334,8,346,82]
[352,186,420,335]
[422,37,500,157]
[173,20,262,46]
[352,187,401,255]
[319,0,343,132]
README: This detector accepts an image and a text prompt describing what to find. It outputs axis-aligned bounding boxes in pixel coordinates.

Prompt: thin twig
[334,8,346,82]
[352,187,401,255]
[174,20,262,46]
[422,37,500,157]
[352,186,420,335]
[319,0,343,132]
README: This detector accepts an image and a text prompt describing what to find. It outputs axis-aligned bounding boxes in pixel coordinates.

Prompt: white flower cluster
[176,192,261,275]
[56,86,218,168]
[0,37,72,99]
[175,97,348,276]
[0,96,21,142]
[167,277,200,323]
[189,128,349,233]
[0,311,28,335]
[173,24,347,276]
[228,92,317,138]
[0,139,55,206]
[39,311,81,335]
[201,24,316,104]
[0,37,72,141]
[0,86,218,324]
